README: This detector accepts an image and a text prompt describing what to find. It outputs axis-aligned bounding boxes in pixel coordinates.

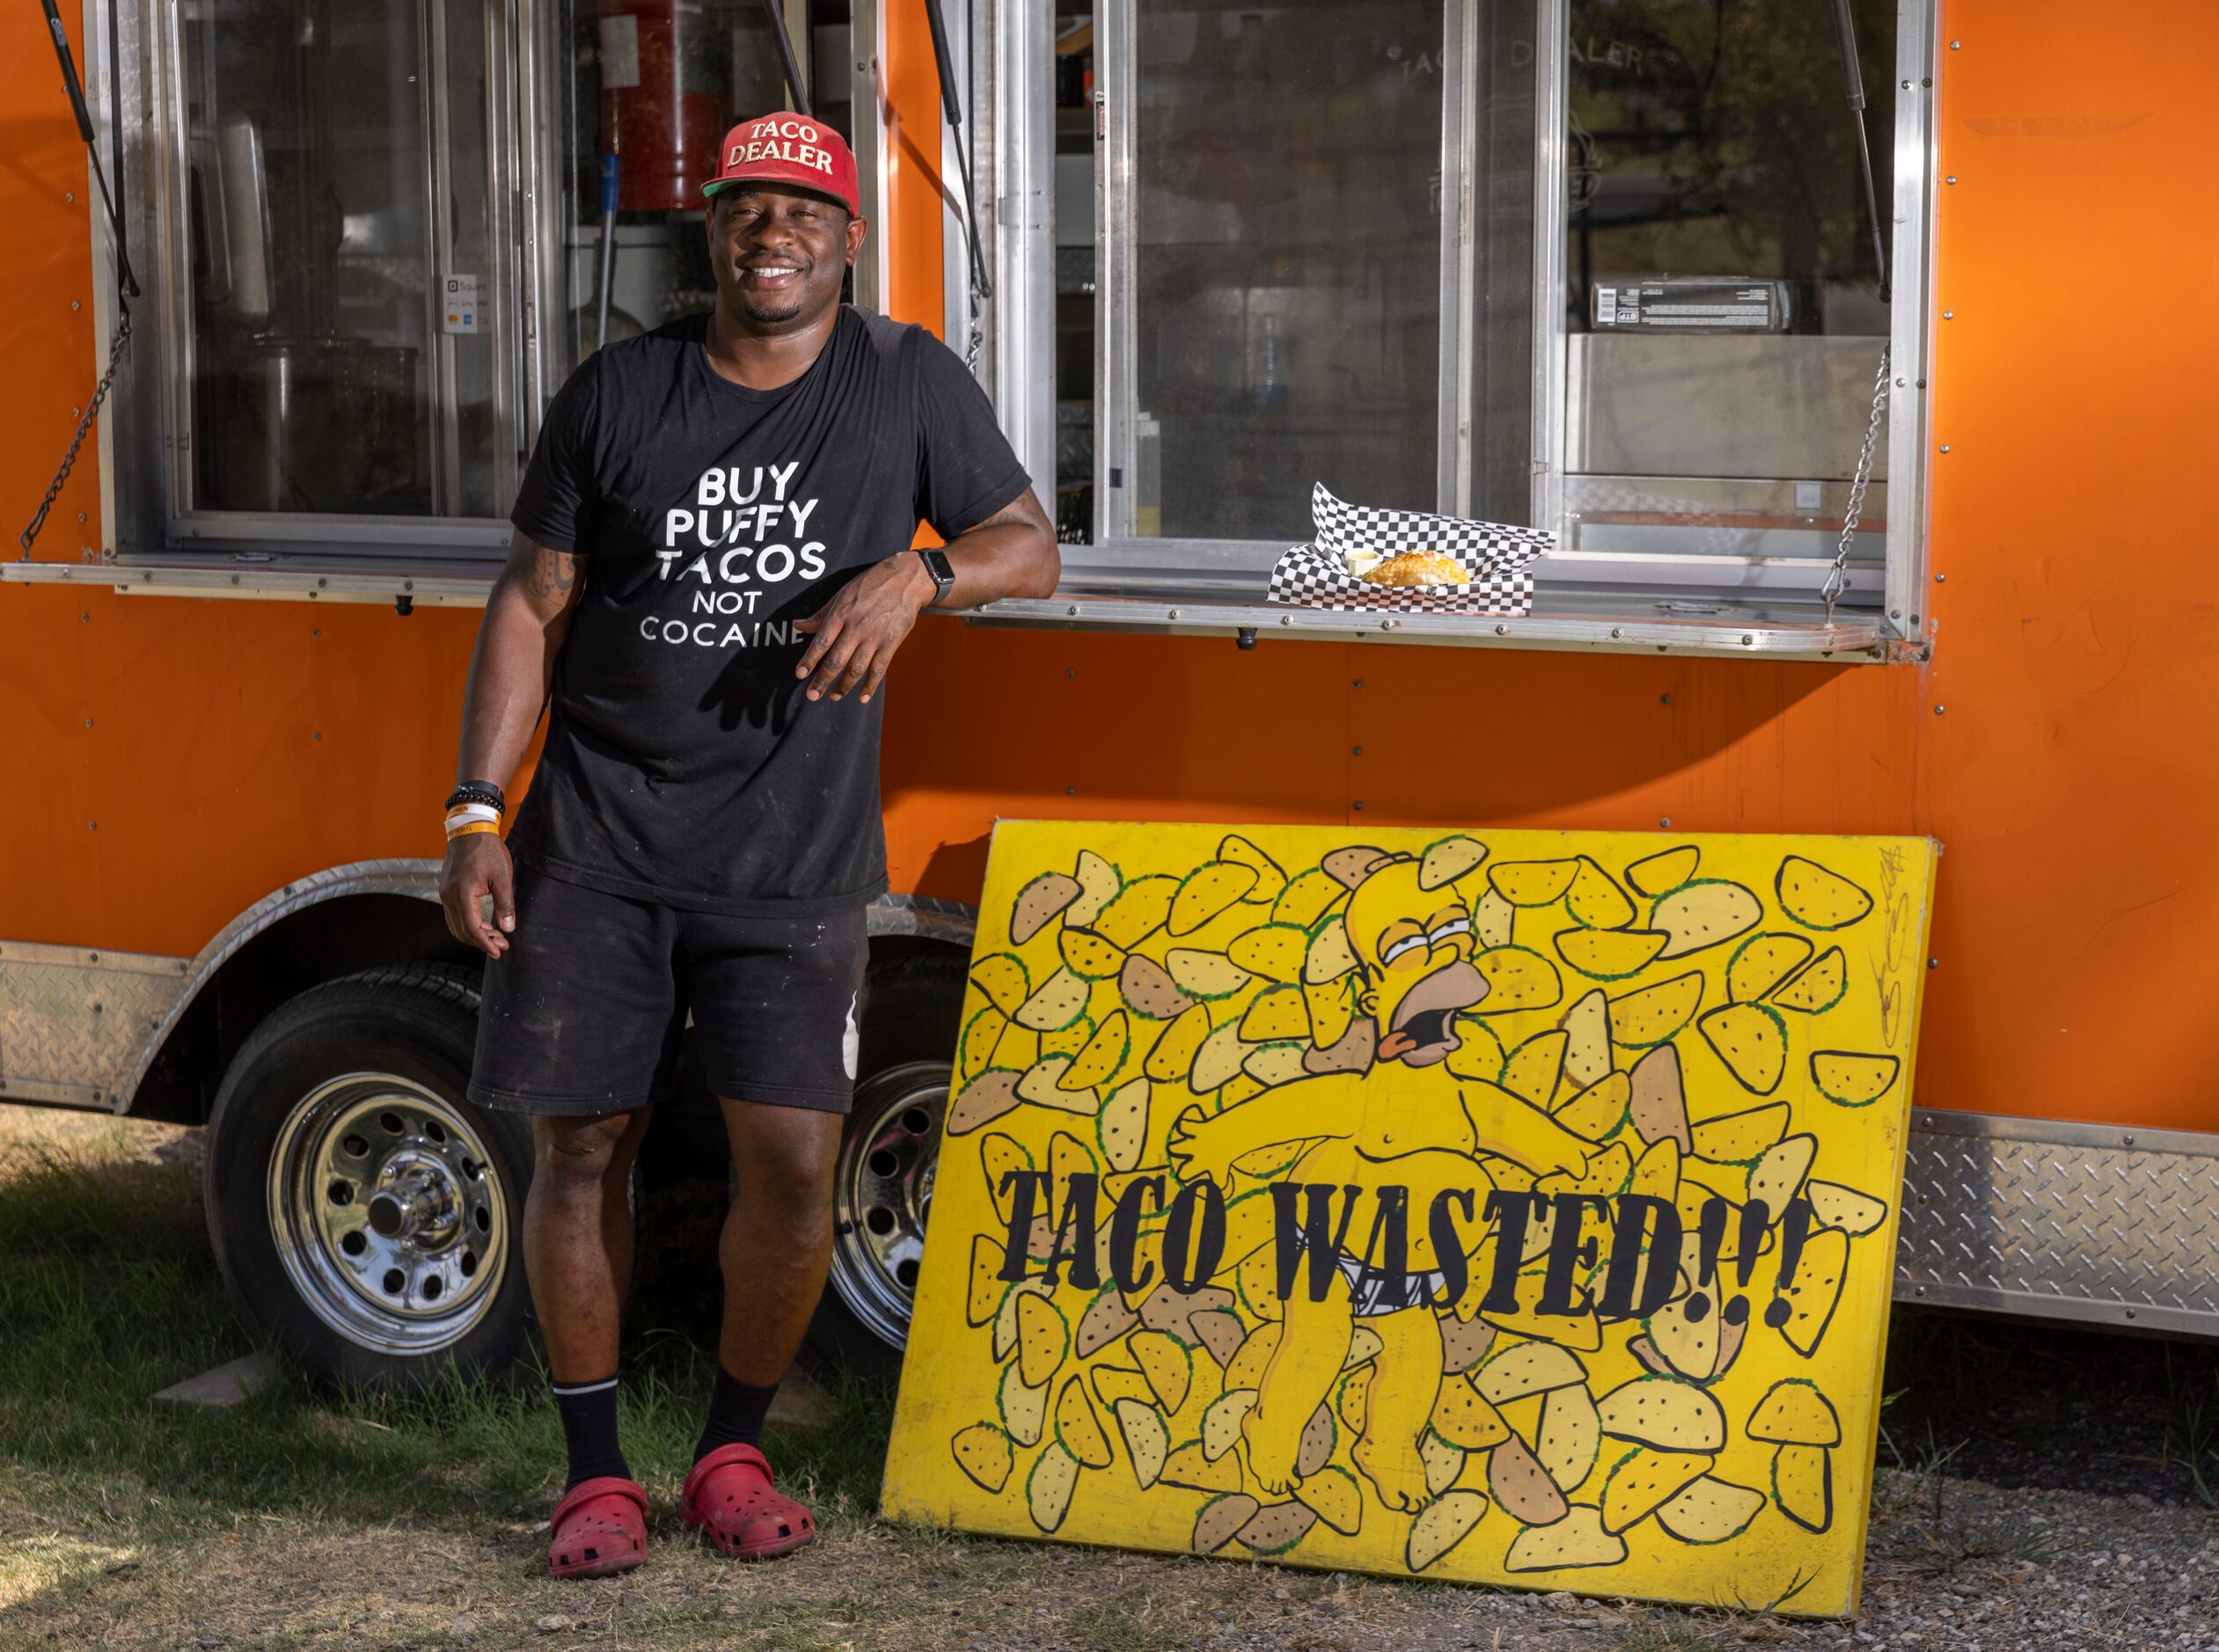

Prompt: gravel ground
[8,1109,2219,1651]
[925,1467,2219,1651]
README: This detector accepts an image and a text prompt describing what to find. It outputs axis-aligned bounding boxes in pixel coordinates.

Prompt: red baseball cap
[701,113,861,216]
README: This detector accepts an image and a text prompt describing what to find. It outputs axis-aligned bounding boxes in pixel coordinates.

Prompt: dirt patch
[0,1106,199,1177]
[5,1108,2219,1651]
[7,1451,2219,1651]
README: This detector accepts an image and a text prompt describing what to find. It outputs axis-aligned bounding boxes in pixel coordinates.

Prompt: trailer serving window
[982,0,1937,660]
[147,0,525,547]
[99,0,842,575]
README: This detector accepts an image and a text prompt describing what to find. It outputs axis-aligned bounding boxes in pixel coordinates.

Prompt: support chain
[1822,346,1891,627]
[19,308,130,558]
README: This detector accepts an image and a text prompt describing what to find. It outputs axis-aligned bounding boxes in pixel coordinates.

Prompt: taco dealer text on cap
[702,113,861,216]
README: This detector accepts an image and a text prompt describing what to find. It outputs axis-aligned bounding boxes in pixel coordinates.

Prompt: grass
[0,1107,2146,1649]
[1607,1626,1728,1651]
[0,1111,912,1648]
[2165,1347,2219,1508]
[0,1114,889,1532]
[0,1112,1467,1651]
[1871,1421,2064,1576]
[1061,1586,1197,1652]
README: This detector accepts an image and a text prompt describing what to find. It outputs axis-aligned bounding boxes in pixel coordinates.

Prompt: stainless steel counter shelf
[4,551,1901,662]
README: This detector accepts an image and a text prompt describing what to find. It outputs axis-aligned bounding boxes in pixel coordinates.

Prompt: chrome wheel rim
[827,1060,946,1350]
[265,1073,511,1356]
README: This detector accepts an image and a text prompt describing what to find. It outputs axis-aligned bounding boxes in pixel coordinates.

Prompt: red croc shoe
[680,1443,817,1560]
[546,1476,648,1579]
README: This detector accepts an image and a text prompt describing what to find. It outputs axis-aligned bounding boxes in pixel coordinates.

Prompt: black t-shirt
[506,306,1029,915]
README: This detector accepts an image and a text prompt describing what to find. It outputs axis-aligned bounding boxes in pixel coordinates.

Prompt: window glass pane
[1053,10,1095,544]
[184,0,504,515]
[1468,2,1537,522]
[1561,0,1895,563]
[443,0,503,520]
[558,2,838,367]
[1129,0,1445,542]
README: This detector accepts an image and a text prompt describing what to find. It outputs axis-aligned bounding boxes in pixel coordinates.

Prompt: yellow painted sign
[883,823,1936,1617]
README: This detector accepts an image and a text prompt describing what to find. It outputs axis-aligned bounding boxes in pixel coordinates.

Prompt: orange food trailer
[2,0,2212,1387]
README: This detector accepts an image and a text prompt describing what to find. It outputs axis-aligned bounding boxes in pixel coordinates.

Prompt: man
[437,112,1058,1580]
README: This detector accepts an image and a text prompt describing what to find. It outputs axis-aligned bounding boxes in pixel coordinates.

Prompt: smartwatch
[915,546,957,608]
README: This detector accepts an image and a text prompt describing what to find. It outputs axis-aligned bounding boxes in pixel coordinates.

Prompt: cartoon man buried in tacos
[1168,854,1593,1509]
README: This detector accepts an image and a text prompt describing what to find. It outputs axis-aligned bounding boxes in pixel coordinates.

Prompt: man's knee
[726,1107,840,1224]
[534,1112,640,1195]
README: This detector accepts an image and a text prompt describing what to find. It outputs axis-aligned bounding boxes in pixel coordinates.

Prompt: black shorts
[469,866,868,1117]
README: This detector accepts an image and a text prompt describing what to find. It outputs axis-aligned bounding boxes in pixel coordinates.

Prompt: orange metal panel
[1907,0,2219,1131]
[883,0,2219,1135]
[1,10,104,566]
[3,582,485,957]
[882,0,947,333]
[1,0,2214,1145]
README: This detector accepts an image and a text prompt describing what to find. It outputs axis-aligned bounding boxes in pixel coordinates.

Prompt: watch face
[921,548,955,600]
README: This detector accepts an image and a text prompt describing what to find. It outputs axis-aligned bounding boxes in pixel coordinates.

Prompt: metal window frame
[1093,0,1135,545]
[939,1,972,368]
[89,0,891,567]
[969,0,1056,501]
[77,0,128,562]
[982,0,1939,648]
[850,0,893,316]
[1439,0,1478,518]
[1532,0,1937,634]
[1090,0,1466,550]
[1883,0,1942,649]
[1527,0,1568,543]
[109,0,530,559]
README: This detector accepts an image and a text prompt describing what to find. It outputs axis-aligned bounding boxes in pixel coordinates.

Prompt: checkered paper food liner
[1266,484,1554,616]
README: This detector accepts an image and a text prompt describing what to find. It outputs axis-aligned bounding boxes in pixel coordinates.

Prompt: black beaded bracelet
[445,781,506,815]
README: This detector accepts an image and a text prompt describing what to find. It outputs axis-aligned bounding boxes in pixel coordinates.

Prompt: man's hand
[442,835,517,958]
[792,552,935,705]
[791,489,1058,705]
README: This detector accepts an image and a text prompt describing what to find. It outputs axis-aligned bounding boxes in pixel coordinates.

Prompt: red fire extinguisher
[597,0,730,212]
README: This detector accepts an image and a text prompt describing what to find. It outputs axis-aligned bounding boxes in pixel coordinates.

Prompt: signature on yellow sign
[883,823,1935,1618]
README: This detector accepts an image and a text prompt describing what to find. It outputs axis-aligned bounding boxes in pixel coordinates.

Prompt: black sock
[695,1367,780,1461]
[552,1375,629,1490]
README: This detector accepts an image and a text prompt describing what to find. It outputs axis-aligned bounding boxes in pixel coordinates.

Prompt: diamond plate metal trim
[1,860,979,1118]
[0,939,190,1108]
[1897,1110,2219,1337]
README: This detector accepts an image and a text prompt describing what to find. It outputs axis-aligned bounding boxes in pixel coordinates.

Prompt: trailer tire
[804,945,967,1384]
[203,963,533,1392]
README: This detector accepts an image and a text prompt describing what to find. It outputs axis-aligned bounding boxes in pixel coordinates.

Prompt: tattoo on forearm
[524,548,579,601]
[980,491,1048,531]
